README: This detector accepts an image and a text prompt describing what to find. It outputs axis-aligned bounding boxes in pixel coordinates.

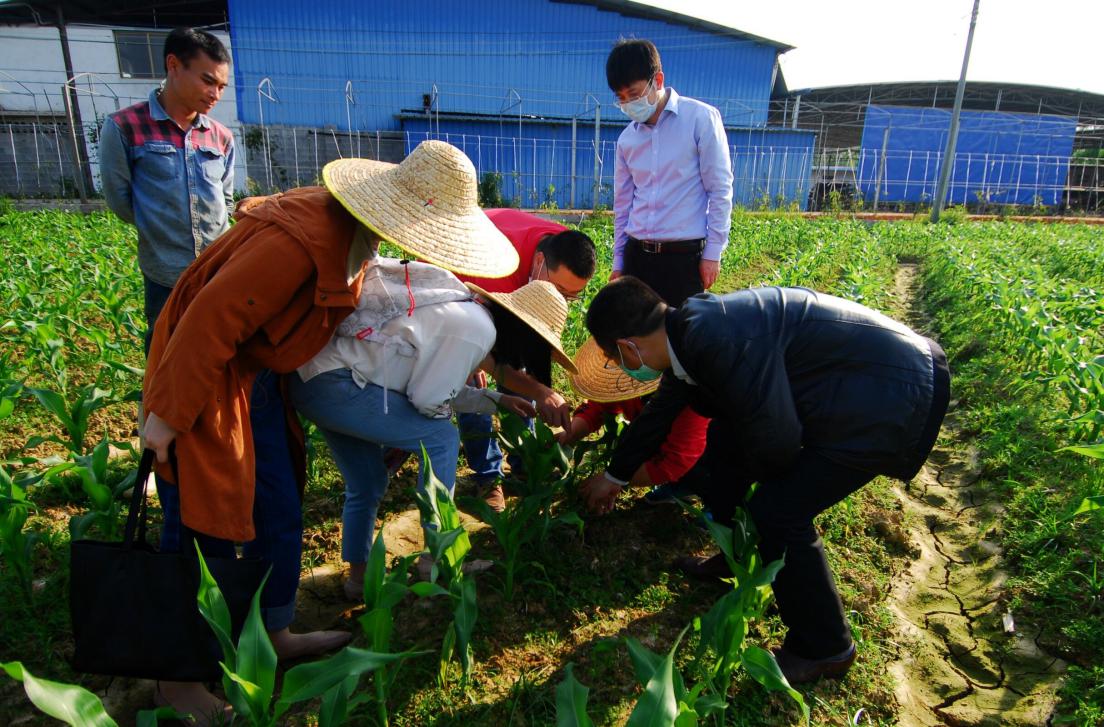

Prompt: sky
[643,0,1104,96]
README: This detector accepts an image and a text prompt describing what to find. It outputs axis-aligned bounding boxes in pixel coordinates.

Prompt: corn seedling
[0,463,40,604]
[193,543,416,726]
[357,527,446,726]
[413,450,479,684]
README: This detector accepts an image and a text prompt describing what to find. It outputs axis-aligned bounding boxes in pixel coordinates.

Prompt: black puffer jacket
[607,287,948,483]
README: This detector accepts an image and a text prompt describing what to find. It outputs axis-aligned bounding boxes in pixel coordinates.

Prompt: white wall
[0,23,246,191]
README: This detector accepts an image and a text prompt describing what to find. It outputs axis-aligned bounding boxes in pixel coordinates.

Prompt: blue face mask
[618,340,663,382]
[619,81,658,123]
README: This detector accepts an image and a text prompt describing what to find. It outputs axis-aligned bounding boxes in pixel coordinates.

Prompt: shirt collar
[148,87,210,130]
[666,336,695,385]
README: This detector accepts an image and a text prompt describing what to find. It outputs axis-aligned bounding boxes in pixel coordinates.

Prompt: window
[114,31,170,79]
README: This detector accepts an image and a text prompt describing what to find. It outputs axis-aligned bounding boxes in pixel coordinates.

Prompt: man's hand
[700,259,720,290]
[580,472,622,514]
[609,270,623,282]
[232,195,267,221]
[554,417,591,447]
[143,411,178,463]
[535,388,572,430]
[499,394,537,419]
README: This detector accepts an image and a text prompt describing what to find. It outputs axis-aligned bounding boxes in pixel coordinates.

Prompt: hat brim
[323,158,520,279]
[570,336,661,402]
[466,282,578,375]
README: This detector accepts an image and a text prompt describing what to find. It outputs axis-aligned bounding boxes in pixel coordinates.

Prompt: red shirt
[575,397,709,485]
[458,209,567,293]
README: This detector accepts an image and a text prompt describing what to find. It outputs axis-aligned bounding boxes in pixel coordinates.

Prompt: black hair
[163,27,231,71]
[536,230,597,280]
[605,39,662,92]
[487,301,553,386]
[585,276,666,354]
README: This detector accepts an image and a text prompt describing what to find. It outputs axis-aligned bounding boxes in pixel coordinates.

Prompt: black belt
[629,237,705,254]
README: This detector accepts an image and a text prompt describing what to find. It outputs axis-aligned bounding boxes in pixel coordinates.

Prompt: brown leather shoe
[674,553,733,580]
[480,482,506,512]
[772,643,857,684]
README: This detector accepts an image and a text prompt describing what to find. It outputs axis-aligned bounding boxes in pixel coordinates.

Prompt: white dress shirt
[612,88,734,271]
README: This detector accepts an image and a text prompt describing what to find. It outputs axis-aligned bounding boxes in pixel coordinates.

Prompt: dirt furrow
[886,263,1065,727]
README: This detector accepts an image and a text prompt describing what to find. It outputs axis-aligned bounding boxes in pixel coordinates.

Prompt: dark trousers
[143,276,174,356]
[695,425,873,659]
[622,240,703,306]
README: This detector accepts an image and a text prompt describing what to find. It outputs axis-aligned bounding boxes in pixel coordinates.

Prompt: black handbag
[69,449,267,681]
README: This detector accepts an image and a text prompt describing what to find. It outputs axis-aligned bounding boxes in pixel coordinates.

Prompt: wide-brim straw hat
[323,140,519,279]
[466,280,578,375]
[570,336,661,402]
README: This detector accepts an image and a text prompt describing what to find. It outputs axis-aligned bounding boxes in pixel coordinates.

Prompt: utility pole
[931,0,981,222]
[56,4,93,201]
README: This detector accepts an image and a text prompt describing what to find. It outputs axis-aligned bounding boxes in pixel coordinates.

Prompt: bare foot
[155,681,231,727]
[268,627,352,661]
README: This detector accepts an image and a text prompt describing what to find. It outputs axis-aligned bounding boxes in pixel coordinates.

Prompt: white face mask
[619,81,658,123]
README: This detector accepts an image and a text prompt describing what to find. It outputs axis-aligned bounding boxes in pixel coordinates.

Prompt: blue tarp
[857,105,1077,206]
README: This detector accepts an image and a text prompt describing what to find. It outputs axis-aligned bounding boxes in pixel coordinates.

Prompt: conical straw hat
[466,280,578,375]
[323,140,519,279]
[570,336,660,402]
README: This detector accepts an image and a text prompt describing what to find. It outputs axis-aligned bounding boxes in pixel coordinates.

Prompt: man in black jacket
[580,277,949,683]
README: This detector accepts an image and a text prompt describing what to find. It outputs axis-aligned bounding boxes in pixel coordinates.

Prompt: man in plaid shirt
[99,27,235,352]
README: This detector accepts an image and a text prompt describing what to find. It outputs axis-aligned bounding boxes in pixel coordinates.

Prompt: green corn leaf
[452,576,478,676]
[1,661,118,727]
[408,581,450,598]
[624,626,688,727]
[193,542,237,667]
[219,666,269,725]
[1059,442,1104,459]
[624,636,664,686]
[135,706,190,727]
[317,674,359,727]
[358,608,395,653]
[276,647,415,714]
[234,570,277,715]
[1072,495,1104,516]
[740,646,809,724]
[363,528,389,608]
[555,663,594,727]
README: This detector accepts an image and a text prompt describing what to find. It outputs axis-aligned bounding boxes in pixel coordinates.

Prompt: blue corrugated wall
[402,117,815,209]
[227,0,780,130]
[857,105,1077,206]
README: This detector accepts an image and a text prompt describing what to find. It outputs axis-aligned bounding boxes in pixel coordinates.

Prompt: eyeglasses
[614,79,654,106]
[533,259,583,302]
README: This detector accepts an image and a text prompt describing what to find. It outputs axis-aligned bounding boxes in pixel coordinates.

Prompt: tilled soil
[887,263,1065,727]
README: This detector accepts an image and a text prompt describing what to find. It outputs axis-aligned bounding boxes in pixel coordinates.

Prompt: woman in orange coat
[141,141,520,723]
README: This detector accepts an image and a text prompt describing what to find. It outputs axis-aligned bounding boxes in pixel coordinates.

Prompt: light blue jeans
[287,369,459,564]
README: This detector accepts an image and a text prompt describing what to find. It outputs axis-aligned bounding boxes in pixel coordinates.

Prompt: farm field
[1,204,1102,726]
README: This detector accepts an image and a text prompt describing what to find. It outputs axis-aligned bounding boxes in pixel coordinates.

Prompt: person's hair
[487,302,553,386]
[163,27,231,71]
[605,39,662,92]
[537,230,597,280]
[586,276,666,354]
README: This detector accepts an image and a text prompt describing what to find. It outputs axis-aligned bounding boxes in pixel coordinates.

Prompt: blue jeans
[156,369,303,630]
[288,369,460,565]
[457,384,531,483]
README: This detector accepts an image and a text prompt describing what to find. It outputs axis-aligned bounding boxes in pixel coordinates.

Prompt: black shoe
[771,643,857,684]
[674,553,732,580]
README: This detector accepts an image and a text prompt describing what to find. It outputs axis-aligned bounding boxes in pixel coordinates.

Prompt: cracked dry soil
[887,263,1066,727]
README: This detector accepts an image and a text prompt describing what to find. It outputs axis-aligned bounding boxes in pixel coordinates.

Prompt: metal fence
[2,119,1102,213]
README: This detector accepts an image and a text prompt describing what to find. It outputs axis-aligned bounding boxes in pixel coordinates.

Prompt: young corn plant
[193,544,415,727]
[463,412,583,600]
[413,451,479,685]
[622,626,728,726]
[687,504,809,724]
[0,463,40,605]
[357,526,447,726]
[554,663,594,727]
[23,384,137,458]
[55,438,138,541]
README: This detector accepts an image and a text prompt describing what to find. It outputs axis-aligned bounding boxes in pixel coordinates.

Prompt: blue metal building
[227,0,815,208]
[856,105,1077,207]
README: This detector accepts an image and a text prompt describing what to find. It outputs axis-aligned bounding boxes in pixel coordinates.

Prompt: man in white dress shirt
[606,38,734,307]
